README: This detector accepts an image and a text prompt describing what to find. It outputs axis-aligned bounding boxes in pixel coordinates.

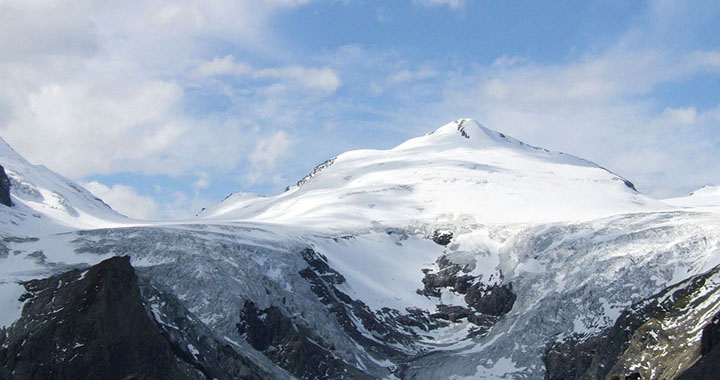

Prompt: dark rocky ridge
[543,263,720,380]
[0,256,273,380]
[0,256,202,380]
[237,300,371,380]
[0,164,13,207]
[676,312,720,379]
[419,255,516,325]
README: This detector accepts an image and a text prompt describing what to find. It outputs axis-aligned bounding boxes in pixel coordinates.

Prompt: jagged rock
[300,248,345,285]
[297,248,415,357]
[236,300,371,380]
[700,312,720,356]
[431,230,453,246]
[676,312,720,379]
[0,256,204,380]
[544,263,720,380]
[464,282,516,316]
[420,256,516,317]
[0,164,12,207]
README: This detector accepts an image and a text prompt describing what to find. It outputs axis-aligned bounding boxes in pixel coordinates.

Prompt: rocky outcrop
[676,312,720,379]
[0,256,202,380]
[0,164,12,207]
[0,256,275,380]
[431,230,453,246]
[286,157,336,192]
[296,248,416,364]
[237,301,371,380]
[419,255,516,324]
[544,263,720,380]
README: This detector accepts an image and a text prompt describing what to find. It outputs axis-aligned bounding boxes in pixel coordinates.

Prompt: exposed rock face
[676,312,720,379]
[431,230,453,246]
[0,165,12,207]
[544,263,720,380]
[295,249,414,371]
[420,255,516,324]
[286,157,336,192]
[237,301,371,380]
[0,256,203,380]
[0,256,276,380]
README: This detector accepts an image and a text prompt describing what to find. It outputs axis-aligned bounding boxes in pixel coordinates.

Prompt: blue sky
[1,0,719,219]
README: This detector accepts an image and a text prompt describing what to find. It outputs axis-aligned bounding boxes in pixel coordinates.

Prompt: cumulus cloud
[194,55,341,93]
[83,181,158,219]
[0,0,327,184]
[84,180,213,220]
[2,0,719,220]
[246,130,294,185]
[368,47,720,197]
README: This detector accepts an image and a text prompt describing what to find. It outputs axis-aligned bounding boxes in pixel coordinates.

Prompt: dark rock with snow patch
[0,165,12,207]
[544,263,720,380]
[0,256,203,380]
[676,312,720,379]
[431,230,453,246]
[237,300,371,380]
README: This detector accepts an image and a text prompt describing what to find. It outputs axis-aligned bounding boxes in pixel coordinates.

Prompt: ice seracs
[201,118,665,227]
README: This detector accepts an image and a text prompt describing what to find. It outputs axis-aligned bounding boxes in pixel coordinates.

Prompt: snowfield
[200,120,666,227]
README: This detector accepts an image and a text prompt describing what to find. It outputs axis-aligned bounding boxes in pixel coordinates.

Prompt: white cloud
[254,65,342,93]
[83,180,214,220]
[387,67,438,84]
[687,50,720,71]
[374,47,720,197]
[0,0,329,185]
[413,0,465,9]
[83,181,158,219]
[2,79,187,177]
[246,130,294,185]
[195,55,341,93]
[192,172,210,193]
[194,55,252,77]
[662,107,697,125]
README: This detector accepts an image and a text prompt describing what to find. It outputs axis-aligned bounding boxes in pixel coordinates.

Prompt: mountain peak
[394,118,522,153]
[432,118,488,139]
[202,119,663,226]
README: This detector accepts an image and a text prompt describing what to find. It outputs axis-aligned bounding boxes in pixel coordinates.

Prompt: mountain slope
[201,119,663,227]
[664,185,720,214]
[1,120,720,380]
[0,137,129,235]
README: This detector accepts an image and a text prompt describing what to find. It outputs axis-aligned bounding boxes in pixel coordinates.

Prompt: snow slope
[201,119,664,227]
[0,137,130,235]
[2,120,720,379]
[664,185,720,214]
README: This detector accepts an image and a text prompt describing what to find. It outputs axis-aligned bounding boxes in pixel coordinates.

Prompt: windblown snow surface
[2,119,720,379]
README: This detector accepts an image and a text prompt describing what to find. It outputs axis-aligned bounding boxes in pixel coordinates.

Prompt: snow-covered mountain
[0,137,129,235]
[201,119,663,227]
[664,185,720,214]
[2,120,720,380]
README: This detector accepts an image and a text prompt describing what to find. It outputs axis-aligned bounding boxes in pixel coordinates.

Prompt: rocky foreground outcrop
[0,165,12,207]
[0,256,272,380]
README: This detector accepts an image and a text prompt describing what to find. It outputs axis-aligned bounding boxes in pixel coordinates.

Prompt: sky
[0,0,719,220]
